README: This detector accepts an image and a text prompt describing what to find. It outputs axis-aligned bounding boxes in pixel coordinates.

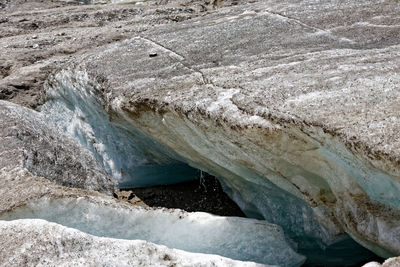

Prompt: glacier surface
[2,0,400,266]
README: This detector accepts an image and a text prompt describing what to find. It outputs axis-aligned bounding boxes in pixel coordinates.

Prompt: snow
[0,197,306,267]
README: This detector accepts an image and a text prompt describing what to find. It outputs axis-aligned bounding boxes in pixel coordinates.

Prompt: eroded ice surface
[41,70,198,188]
[0,219,271,267]
[0,197,306,267]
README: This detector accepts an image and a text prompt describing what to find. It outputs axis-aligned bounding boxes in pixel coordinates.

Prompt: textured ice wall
[41,70,198,188]
[0,100,116,194]
[113,106,398,262]
[113,108,342,246]
[0,197,306,267]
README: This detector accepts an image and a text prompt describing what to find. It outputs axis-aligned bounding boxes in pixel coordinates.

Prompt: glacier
[0,197,306,267]
[41,70,332,245]
[35,0,400,265]
[2,0,400,266]
[118,101,400,260]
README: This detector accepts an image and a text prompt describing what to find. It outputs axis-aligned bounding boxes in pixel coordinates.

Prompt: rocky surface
[124,175,246,217]
[1,0,400,266]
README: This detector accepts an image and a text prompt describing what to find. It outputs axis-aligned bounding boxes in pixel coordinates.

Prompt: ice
[39,65,396,263]
[0,219,271,267]
[41,70,198,188]
[108,105,388,264]
[0,197,306,267]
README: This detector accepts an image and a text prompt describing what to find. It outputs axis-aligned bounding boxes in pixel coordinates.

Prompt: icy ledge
[0,197,306,267]
[0,219,271,267]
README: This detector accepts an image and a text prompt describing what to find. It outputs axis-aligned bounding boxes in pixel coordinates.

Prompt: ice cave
[1,0,400,266]
[18,68,381,266]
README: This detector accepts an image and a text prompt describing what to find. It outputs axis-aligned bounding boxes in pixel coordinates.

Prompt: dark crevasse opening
[75,0,96,4]
[117,173,246,217]
[299,237,383,267]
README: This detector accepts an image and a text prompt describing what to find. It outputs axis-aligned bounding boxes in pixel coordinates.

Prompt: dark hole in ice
[119,173,246,217]
[299,236,384,267]
[75,0,93,4]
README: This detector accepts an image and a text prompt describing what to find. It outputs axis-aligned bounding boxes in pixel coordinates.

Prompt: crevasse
[40,69,395,266]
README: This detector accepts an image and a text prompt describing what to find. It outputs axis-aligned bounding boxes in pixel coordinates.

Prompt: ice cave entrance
[40,71,384,266]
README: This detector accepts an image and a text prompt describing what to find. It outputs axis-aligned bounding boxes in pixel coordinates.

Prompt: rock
[40,0,400,261]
